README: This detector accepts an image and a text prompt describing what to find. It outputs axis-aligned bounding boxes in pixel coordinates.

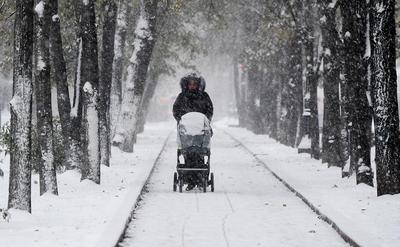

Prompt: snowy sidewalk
[118,128,347,247]
[218,120,400,247]
[0,122,172,247]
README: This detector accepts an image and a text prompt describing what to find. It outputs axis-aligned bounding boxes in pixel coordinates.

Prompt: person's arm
[173,94,184,121]
[204,92,214,121]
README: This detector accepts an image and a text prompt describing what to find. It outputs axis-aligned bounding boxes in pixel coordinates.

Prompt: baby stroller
[173,112,214,193]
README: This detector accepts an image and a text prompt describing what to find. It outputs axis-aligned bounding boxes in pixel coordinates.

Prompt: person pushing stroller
[173,73,214,191]
[173,73,213,122]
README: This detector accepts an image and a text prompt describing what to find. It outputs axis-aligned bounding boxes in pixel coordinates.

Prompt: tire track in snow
[222,214,231,247]
[223,191,235,213]
[221,185,234,247]
[221,128,361,247]
[181,216,189,247]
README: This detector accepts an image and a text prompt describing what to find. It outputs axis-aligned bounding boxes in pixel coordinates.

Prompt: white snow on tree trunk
[110,0,129,138]
[71,38,83,118]
[83,81,100,183]
[112,7,152,152]
[35,1,45,18]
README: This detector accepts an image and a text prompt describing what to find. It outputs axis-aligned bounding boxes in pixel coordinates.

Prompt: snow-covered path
[118,130,348,247]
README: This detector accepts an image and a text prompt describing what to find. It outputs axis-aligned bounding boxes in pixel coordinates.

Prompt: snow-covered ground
[217,119,400,247]
[118,128,348,247]
[1,118,399,247]
[0,122,172,247]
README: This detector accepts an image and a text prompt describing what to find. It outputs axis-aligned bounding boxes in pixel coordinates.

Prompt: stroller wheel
[202,177,207,193]
[210,173,214,192]
[179,177,184,193]
[173,172,178,192]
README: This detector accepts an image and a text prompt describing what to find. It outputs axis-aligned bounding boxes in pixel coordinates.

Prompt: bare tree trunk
[294,0,319,159]
[110,0,132,137]
[370,0,400,195]
[70,0,84,170]
[320,0,344,167]
[70,37,84,169]
[99,0,117,167]
[112,0,158,152]
[8,0,34,212]
[289,35,303,147]
[136,69,159,134]
[49,0,72,170]
[34,0,58,195]
[341,0,373,186]
[233,54,245,126]
[80,0,100,183]
[247,61,263,134]
[304,0,320,159]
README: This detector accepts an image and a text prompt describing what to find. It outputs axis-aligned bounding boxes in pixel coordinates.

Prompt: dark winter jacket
[173,75,213,121]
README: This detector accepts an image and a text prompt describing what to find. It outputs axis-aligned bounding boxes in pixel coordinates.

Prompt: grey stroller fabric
[177,112,212,149]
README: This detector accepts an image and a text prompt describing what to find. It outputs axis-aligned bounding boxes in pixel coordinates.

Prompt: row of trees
[5,0,211,212]
[5,0,399,214]
[217,0,400,196]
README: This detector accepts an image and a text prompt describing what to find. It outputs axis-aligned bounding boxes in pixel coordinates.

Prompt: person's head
[188,79,199,92]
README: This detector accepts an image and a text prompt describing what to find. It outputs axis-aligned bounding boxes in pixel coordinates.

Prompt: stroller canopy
[179,112,211,136]
[177,112,212,149]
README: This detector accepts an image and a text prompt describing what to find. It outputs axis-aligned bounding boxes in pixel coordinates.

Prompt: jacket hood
[180,73,206,92]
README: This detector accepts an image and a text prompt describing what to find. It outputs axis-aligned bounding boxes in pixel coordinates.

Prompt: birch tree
[110,0,133,137]
[113,0,159,152]
[8,0,34,212]
[34,0,58,195]
[370,0,400,195]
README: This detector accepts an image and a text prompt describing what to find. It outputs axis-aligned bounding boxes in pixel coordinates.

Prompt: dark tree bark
[341,0,373,186]
[287,35,303,147]
[112,0,159,152]
[8,0,34,212]
[266,65,279,138]
[299,0,320,159]
[70,38,84,170]
[70,0,85,170]
[99,0,117,167]
[49,0,72,170]
[34,0,58,195]
[370,0,400,195]
[80,0,100,183]
[306,11,320,160]
[320,0,344,167]
[247,61,263,134]
[288,0,319,158]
